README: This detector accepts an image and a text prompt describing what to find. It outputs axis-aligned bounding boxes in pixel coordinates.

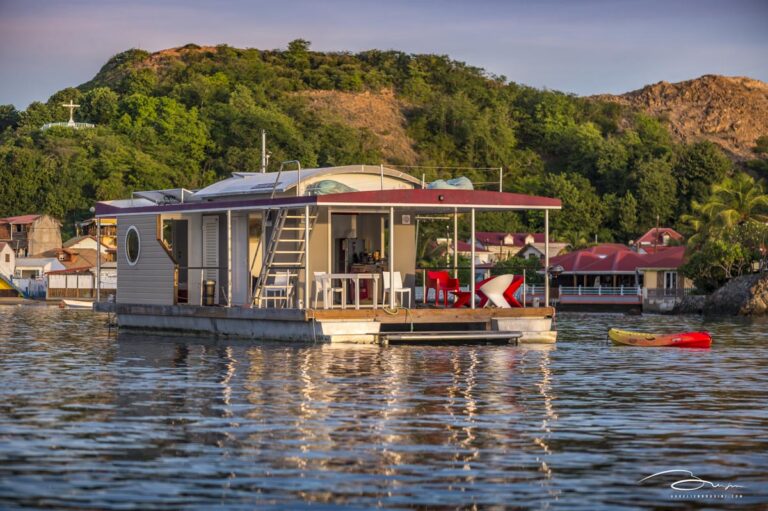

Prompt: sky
[1,0,766,109]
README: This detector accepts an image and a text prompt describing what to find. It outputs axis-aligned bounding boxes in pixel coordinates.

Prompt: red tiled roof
[640,246,687,269]
[0,242,7,250]
[0,214,41,224]
[577,250,648,274]
[550,243,686,273]
[476,232,506,245]
[455,241,489,252]
[476,231,551,247]
[636,227,684,245]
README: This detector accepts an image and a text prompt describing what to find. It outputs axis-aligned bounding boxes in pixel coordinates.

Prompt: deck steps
[380,330,521,344]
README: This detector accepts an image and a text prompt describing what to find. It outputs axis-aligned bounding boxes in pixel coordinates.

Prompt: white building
[14,257,65,278]
[0,242,14,278]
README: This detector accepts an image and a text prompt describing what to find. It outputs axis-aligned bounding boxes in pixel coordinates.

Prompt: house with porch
[95,164,562,343]
[548,242,691,311]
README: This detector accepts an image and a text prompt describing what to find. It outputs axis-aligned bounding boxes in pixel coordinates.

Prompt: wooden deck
[99,302,554,324]
[308,306,555,324]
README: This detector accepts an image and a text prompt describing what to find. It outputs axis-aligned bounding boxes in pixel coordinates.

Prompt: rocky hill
[3,42,764,243]
[594,75,768,160]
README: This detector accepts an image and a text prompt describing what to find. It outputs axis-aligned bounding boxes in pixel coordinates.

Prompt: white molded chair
[312,272,346,309]
[478,274,515,308]
[382,271,412,308]
[263,271,294,308]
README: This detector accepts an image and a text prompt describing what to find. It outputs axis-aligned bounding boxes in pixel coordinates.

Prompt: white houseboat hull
[102,303,554,344]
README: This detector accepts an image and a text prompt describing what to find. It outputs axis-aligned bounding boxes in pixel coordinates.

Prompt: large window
[125,226,140,266]
[664,271,678,289]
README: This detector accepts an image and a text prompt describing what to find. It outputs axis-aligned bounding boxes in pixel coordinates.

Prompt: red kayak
[608,328,712,348]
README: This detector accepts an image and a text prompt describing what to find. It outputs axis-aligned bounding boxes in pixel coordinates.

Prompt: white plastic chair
[478,274,515,308]
[263,271,294,308]
[382,271,412,308]
[312,272,345,309]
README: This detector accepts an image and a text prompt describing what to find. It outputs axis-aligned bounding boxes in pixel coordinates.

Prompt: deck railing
[41,121,95,130]
[644,287,698,299]
[559,286,641,296]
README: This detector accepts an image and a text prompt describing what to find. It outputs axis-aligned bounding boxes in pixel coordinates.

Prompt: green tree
[634,157,677,229]
[674,141,731,206]
[543,172,604,240]
[81,87,119,125]
[617,191,639,240]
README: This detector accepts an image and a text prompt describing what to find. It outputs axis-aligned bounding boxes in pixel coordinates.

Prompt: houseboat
[94,164,561,344]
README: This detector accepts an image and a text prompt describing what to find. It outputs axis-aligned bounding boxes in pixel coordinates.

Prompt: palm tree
[700,173,768,229]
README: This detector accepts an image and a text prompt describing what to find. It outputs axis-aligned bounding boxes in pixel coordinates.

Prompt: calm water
[0,306,766,510]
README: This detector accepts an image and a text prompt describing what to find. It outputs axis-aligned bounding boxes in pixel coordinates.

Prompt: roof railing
[270,160,302,199]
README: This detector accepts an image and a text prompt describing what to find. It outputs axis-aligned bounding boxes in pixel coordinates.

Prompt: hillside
[593,75,768,160]
[299,88,419,165]
[0,42,762,245]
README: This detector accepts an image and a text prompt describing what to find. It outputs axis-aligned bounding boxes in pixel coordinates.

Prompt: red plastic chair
[456,275,524,308]
[503,275,524,308]
[452,276,494,308]
[426,270,460,307]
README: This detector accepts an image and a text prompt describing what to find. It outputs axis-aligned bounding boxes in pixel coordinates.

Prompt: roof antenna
[261,129,267,173]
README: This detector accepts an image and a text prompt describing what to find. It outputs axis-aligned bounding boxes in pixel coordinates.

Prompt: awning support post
[544,209,550,307]
[227,209,232,307]
[304,204,310,310]
[470,208,476,309]
[452,208,458,279]
[389,206,395,309]
[96,218,101,302]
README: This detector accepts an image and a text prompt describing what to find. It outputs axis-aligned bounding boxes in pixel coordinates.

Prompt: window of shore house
[125,226,140,266]
[664,271,678,289]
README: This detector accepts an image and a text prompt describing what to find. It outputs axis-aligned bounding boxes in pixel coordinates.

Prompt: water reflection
[0,306,767,508]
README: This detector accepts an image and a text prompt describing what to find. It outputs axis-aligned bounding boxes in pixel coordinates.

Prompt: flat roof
[193,165,421,200]
[95,189,561,217]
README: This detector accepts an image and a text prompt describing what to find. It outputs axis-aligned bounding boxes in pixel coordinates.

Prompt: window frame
[125,225,141,266]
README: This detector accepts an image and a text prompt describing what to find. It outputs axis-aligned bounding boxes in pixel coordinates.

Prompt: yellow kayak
[608,328,712,348]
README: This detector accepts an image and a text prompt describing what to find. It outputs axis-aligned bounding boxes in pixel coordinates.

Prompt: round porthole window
[125,226,140,266]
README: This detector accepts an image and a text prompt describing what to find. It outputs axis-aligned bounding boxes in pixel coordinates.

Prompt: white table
[328,273,380,310]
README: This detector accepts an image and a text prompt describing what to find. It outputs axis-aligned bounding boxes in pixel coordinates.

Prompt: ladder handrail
[270,160,302,199]
[247,160,303,303]
[251,205,318,308]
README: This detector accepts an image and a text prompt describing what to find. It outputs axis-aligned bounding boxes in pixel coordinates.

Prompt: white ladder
[253,206,317,308]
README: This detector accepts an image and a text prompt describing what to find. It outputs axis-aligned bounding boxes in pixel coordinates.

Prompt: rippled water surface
[0,305,767,509]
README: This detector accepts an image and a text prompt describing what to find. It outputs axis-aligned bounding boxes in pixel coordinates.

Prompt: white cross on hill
[62,100,80,127]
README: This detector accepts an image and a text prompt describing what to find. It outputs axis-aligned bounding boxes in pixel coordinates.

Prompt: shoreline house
[475,232,567,262]
[0,242,20,297]
[548,236,692,311]
[95,164,562,344]
[0,242,14,278]
[0,214,62,257]
[633,227,684,253]
[39,245,114,301]
[12,256,65,299]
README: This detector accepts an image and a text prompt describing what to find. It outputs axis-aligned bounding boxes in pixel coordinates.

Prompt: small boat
[59,299,94,310]
[608,328,711,348]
